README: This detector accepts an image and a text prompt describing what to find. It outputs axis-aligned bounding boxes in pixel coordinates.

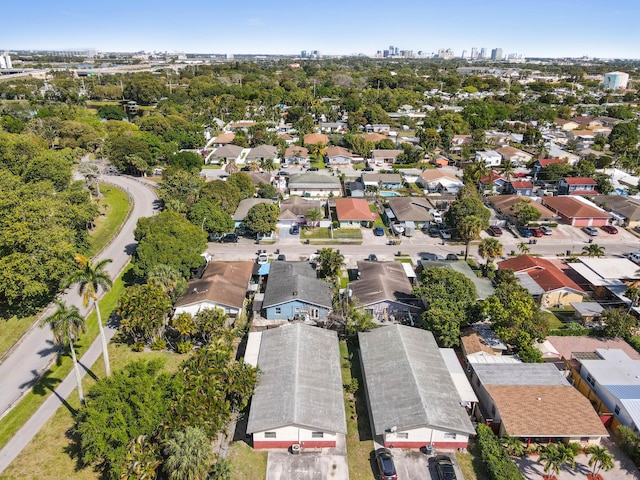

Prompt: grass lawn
[309,157,326,169]
[227,441,268,480]
[341,340,376,480]
[368,204,385,228]
[303,227,362,240]
[0,343,186,480]
[541,311,564,330]
[86,183,131,257]
[201,164,221,170]
[456,439,490,480]
[0,265,132,451]
[0,185,130,361]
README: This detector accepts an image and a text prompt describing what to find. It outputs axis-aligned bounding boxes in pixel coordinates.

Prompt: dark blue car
[373,227,385,236]
[517,226,533,238]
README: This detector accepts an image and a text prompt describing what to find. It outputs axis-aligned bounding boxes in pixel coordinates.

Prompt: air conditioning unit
[291,444,301,454]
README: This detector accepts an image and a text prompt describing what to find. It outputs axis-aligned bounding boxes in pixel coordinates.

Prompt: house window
[295,307,300,312]
[310,307,319,319]
[275,307,281,315]
[444,433,457,440]
[615,405,621,415]
[311,432,324,438]
[580,437,590,442]
[396,432,409,439]
[587,374,595,387]
[264,432,276,439]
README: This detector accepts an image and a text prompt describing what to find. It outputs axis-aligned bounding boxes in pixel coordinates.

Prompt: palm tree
[501,161,515,181]
[65,254,113,377]
[163,426,212,480]
[538,443,577,478]
[305,208,323,227]
[40,300,86,403]
[148,264,187,302]
[586,445,614,478]
[260,157,275,173]
[224,159,238,174]
[501,434,525,457]
[458,215,486,260]
[518,242,531,255]
[478,238,503,275]
[317,248,345,286]
[582,243,605,258]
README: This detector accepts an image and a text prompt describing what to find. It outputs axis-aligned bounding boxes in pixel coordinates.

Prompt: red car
[488,226,503,236]
[530,227,543,238]
[601,225,618,234]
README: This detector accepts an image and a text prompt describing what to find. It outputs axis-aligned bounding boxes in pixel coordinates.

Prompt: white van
[626,252,640,265]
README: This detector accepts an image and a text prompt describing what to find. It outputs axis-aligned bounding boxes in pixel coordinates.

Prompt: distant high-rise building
[310,50,321,59]
[394,47,399,55]
[603,71,630,90]
[461,50,467,59]
[383,50,390,58]
[491,48,503,61]
[301,50,307,58]
[480,48,486,59]
[470,47,478,59]
[437,48,455,60]
[0,53,11,69]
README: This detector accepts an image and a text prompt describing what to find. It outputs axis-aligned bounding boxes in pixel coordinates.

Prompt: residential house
[278,133,297,145]
[334,198,374,227]
[233,198,275,228]
[547,143,580,165]
[364,133,387,143]
[571,116,602,128]
[504,180,534,196]
[541,196,611,226]
[371,149,403,165]
[303,133,329,146]
[479,171,508,193]
[347,181,365,198]
[288,173,342,198]
[565,257,640,304]
[261,261,333,321]
[497,255,586,308]
[570,302,605,325]
[555,119,580,131]
[209,144,243,164]
[227,120,257,132]
[365,124,391,133]
[558,177,598,195]
[245,145,279,166]
[575,349,640,433]
[326,146,353,166]
[417,170,465,195]
[277,197,322,228]
[592,195,640,228]
[450,135,472,151]
[385,197,433,229]
[350,261,421,324]
[245,323,346,448]
[283,146,310,167]
[361,173,404,190]
[475,150,503,167]
[210,132,235,147]
[594,116,622,128]
[497,146,532,166]
[535,335,640,367]
[470,363,608,443]
[531,158,566,180]
[359,325,476,449]
[319,121,347,133]
[173,261,253,319]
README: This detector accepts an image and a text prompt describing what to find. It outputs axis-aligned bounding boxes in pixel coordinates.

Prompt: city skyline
[3,0,640,59]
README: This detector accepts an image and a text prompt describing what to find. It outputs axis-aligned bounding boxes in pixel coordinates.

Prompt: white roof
[440,348,479,405]
[401,262,416,279]
[244,331,262,368]
[581,349,640,386]
[468,354,522,364]
[568,258,639,286]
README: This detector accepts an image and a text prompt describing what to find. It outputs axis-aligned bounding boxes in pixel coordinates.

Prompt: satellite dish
[390,426,397,433]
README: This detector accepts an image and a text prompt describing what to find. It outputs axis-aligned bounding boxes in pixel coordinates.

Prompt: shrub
[176,341,193,354]
[476,423,525,480]
[132,342,145,352]
[150,337,167,351]
[616,426,640,463]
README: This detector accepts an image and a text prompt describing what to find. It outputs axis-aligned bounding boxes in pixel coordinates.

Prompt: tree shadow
[21,368,77,416]
[122,267,142,287]
[37,339,61,358]
[77,359,99,382]
[63,426,108,478]
[346,340,373,442]
[231,406,252,446]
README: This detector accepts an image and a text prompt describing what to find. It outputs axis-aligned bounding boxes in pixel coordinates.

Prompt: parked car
[488,226,503,236]
[374,448,397,480]
[517,226,533,238]
[368,254,378,261]
[220,233,238,243]
[257,253,269,265]
[446,253,460,261]
[363,166,374,172]
[373,226,385,236]
[426,227,440,238]
[420,252,445,261]
[289,225,300,235]
[439,229,452,240]
[540,225,552,235]
[307,167,319,171]
[530,227,543,238]
[278,170,290,176]
[582,226,599,236]
[277,254,286,261]
[434,455,457,480]
[626,252,640,265]
[601,225,618,234]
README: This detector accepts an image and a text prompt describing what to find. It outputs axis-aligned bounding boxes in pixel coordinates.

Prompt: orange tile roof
[538,158,566,167]
[303,133,329,145]
[364,133,387,142]
[334,198,374,221]
[542,196,610,220]
[497,255,583,293]
[326,145,353,158]
[486,385,608,437]
[461,328,495,356]
[214,132,235,144]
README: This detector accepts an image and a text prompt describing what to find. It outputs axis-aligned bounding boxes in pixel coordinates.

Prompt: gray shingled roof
[350,261,419,308]
[211,144,243,159]
[262,261,333,309]
[288,173,341,188]
[246,323,347,434]
[358,325,475,436]
[472,363,570,387]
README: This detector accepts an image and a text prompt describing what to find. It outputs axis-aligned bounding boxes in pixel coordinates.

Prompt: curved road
[0,175,158,417]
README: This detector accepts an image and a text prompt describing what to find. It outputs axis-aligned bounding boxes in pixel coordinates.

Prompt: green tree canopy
[602,308,637,338]
[226,172,255,199]
[200,180,241,215]
[168,151,203,173]
[134,211,208,279]
[316,248,345,286]
[187,200,234,236]
[117,283,172,344]
[124,72,168,104]
[242,202,279,235]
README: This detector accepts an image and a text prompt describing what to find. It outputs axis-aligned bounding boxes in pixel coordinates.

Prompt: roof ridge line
[396,326,432,421]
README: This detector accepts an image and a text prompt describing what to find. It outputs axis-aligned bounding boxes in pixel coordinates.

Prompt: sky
[3,0,640,59]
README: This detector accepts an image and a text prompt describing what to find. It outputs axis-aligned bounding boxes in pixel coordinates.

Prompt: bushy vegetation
[476,423,525,480]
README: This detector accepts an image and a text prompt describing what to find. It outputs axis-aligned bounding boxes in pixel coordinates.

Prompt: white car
[540,226,553,235]
[257,253,269,265]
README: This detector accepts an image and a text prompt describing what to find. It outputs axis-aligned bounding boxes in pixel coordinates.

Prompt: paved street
[0,176,158,474]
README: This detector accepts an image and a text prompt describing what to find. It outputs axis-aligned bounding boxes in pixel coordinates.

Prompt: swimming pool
[379,191,401,197]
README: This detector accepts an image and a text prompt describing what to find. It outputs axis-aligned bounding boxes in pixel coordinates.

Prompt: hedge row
[476,423,525,480]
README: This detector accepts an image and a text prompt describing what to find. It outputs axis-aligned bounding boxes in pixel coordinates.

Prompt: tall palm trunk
[94,298,111,377]
[69,339,85,404]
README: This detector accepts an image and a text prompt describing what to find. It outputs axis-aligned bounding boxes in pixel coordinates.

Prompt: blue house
[262,262,333,321]
[504,180,533,196]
